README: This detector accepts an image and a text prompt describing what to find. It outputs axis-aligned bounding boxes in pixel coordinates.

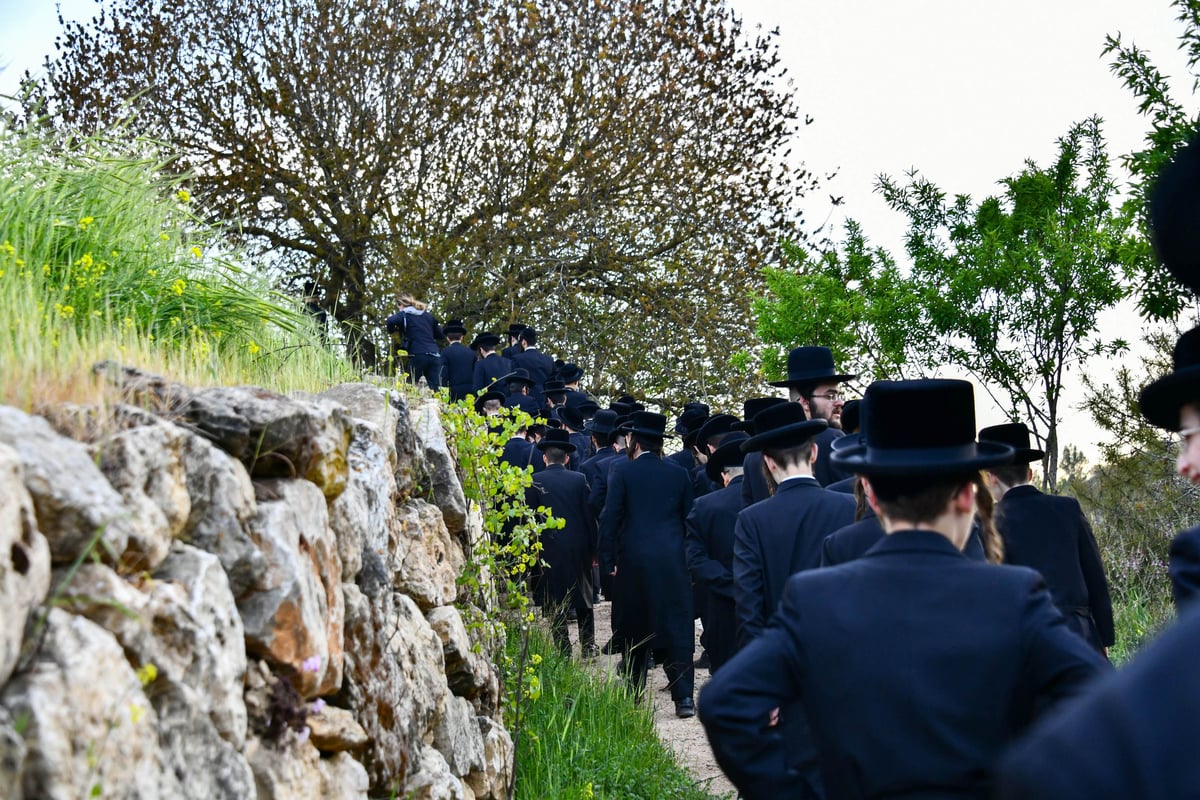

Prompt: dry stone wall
[0,368,512,799]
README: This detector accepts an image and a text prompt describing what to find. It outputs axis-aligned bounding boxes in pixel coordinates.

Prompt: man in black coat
[502,369,541,416]
[559,363,593,409]
[979,422,1115,656]
[501,322,525,360]
[736,397,788,508]
[471,333,511,394]
[669,404,709,472]
[599,411,697,717]
[512,327,556,406]
[701,379,1110,800]
[499,423,539,473]
[526,429,598,656]
[684,432,748,673]
[767,346,856,486]
[440,320,476,402]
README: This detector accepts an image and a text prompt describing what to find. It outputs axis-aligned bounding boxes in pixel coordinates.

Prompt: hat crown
[978,422,1034,451]
[1175,327,1200,370]
[752,402,811,433]
[541,428,572,447]
[743,396,788,421]
[862,380,976,451]
[626,411,668,436]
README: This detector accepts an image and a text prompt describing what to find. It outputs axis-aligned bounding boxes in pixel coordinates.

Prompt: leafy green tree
[878,118,1153,490]
[750,221,931,387]
[27,0,818,400]
[1104,0,1200,320]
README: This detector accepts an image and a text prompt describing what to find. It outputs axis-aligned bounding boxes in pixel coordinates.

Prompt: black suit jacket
[582,447,622,519]
[440,341,476,401]
[685,477,744,671]
[526,465,597,609]
[822,514,990,567]
[500,437,537,472]
[740,450,770,508]
[512,348,556,403]
[812,426,848,486]
[733,477,855,646]
[1168,524,1200,610]
[998,485,1115,649]
[472,353,512,393]
[702,530,1110,800]
[997,601,1200,800]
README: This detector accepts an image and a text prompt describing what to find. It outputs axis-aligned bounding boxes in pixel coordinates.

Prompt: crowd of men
[389,139,1200,798]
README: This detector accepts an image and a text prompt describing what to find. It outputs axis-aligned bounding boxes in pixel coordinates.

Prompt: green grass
[506,624,727,800]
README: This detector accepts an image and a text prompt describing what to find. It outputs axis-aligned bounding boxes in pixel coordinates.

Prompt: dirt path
[589,600,737,799]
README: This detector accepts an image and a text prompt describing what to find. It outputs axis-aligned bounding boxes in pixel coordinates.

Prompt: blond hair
[399,293,427,311]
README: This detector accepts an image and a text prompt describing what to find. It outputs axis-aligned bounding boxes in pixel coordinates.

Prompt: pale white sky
[1,0,1192,461]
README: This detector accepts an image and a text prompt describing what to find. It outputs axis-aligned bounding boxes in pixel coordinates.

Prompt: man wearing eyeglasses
[767,346,857,486]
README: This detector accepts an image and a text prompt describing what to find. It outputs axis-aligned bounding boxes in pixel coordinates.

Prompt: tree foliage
[1104,0,1200,319]
[28,0,817,404]
[750,222,930,388]
[878,118,1152,490]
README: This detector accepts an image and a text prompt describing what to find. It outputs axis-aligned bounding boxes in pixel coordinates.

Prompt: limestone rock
[328,417,399,583]
[308,704,369,752]
[427,606,495,705]
[177,427,266,598]
[405,744,467,800]
[413,399,468,535]
[467,716,514,800]
[153,689,255,799]
[338,582,448,793]
[315,383,401,465]
[0,609,182,799]
[182,386,353,498]
[90,418,191,572]
[0,406,132,565]
[0,706,26,799]
[319,751,371,798]
[394,500,464,610]
[240,479,344,698]
[433,694,485,778]
[0,443,51,687]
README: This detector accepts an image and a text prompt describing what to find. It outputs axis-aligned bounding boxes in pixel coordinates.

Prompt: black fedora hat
[584,408,619,435]
[674,406,710,434]
[443,319,467,336]
[731,397,788,433]
[1139,325,1200,431]
[978,423,1045,463]
[578,400,600,416]
[536,428,576,453]
[1149,135,1200,295]
[609,401,636,416]
[506,322,526,337]
[831,379,1014,476]
[543,379,567,397]
[706,432,750,484]
[768,346,857,389]
[830,432,864,454]
[741,402,827,453]
[505,368,536,387]
[472,332,501,350]
[620,410,670,438]
[696,414,739,452]
[473,389,505,414]
[557,405,586,431]
[840,399,862,434]
[559,363,584,383]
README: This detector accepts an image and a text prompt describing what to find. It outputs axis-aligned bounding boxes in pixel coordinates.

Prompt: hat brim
[830,441,1014,476]
[706,444,748,483]
[619,424,672,438]
[767,372,857,388]
[583,421,616,435]
[741,419,828,452]
[1139,366,1200,431]
[536,440,576,454]
[1010,447,1045,464]
[472,391,505,412]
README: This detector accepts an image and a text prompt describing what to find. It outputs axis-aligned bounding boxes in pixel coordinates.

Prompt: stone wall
[0,367,512,799]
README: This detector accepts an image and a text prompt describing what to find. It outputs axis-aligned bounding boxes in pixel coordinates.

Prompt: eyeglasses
[808,391,845,403]
[1180,426,1200,447]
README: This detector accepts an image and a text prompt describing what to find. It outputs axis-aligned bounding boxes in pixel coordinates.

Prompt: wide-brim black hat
[840,399,862,434]
[767,346,857,388]
[696,414,739,451]
[473,390,505,414]
[543,379,567,397]
[832,379,1014,476]
[978,423,1045,463]
[829,432,863,454]
[578,400,600,416]
[741,402,827,452]
[556,405,586,431]
[731,397,788,433]
[504,368,536,387]
[506,323,526,337]
[1140,325,1200,431]
[584,409,619,435]
[443,319,467,336]
[619,410,671,438]
[536,428,576,453]
[706,432,750,484]
[558,363,584,383]
[609,401,636,417]
[1149,135,1200,296]
[472,332,501,349]
[675,407,710,434]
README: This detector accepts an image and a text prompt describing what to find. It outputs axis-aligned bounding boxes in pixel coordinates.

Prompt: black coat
[504,392,540,416]
[599,453,695,653]
[472,353,512,394]
[997,485,1115,650]
[812,426,848,487]
[512,348,556,403]
[740,450,770,508]
[440,341,476,401]
[666,448,695,472]
[568,431,592,464]
[684,476,744,672]
[1169,524,1200,610]
[526,465,597,611]
[581,447,621,519]
[691,463,716,499]
[701,530,1110,800]
[822,514,990,567]
[500,437,538,472]
[825,475,857,495]
[733,477,855,646]
[563,388,593,409]
[997,601,1200,800]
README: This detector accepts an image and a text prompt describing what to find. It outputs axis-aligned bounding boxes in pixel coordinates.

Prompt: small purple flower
[296,726,311,743]
[301,655,321,674]
[310,698,326,715]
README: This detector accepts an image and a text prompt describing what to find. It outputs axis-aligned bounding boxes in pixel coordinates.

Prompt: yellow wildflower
[246,341,260,355]
[129,704,145,724]
[55,304,75,319]
[189,246,202,258]
[1,241,14,255]
[160,233,170,241]
[78,216,94,230]
[13,259,22,267]
[177,188,191,203]
[136,662,158,686]
[530,653,542,665]
[172,278,186,295]
[76,253,94,269]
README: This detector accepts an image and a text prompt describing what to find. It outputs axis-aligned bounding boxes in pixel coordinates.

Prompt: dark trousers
[622,642,694,702]
[408,352,442,389]
[548,604,595,655]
